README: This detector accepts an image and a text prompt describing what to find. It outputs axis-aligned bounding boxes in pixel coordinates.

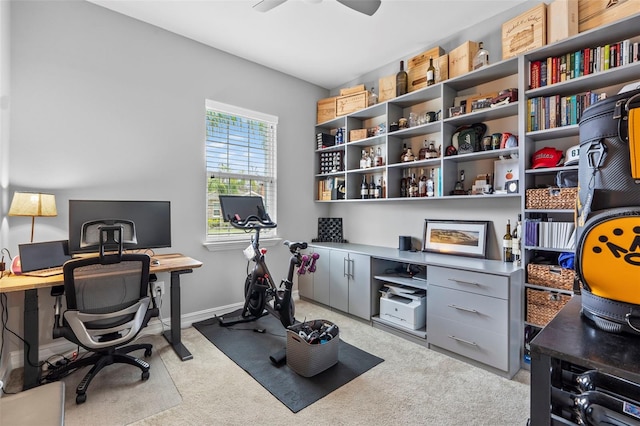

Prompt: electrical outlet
[152,281,165,297]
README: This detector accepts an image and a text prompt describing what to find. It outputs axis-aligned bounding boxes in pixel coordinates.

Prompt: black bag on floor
[575,87,640,335]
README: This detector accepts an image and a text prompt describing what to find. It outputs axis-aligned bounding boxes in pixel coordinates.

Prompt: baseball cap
[564,144,580,166]
[531,147,564,169]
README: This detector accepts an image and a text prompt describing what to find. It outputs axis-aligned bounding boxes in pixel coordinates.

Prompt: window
[205,100,278,242]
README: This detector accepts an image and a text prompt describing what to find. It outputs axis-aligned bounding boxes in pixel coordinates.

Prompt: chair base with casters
[46,340,153,404]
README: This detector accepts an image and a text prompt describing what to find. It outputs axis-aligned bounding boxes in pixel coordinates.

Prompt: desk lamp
[8,192,57,242]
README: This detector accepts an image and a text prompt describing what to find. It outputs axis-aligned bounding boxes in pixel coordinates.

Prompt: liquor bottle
[409,173,418,198]
[400,169,407,198]
[427,168,435,197]
[512,214,522,265]
[374,146,384,167]
[377,178,383,199]
[403,147,415,162]
[396,60,408,96]
[369,175,377,199]
[400,143,408,162]
[419,140,429,160]
[365,148,373,168]
[361,175,369,199]
[427,57,436,86]
[473,42,490,70]
[368,87,378,106]
[360,149,368,169]
[503,220,513,262]
[419,169,427,197]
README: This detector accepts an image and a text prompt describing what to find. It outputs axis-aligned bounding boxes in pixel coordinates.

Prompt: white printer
[379,285,426,330]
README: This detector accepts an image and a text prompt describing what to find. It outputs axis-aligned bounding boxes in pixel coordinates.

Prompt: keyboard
[22,266,64,277]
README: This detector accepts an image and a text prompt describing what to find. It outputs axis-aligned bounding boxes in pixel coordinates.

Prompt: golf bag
[575,87,640,335]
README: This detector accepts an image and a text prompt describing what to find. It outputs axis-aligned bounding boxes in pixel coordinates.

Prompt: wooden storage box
[526,288,571,327]
[339,84,366,96]
[349,128,368,142]
[525,187,577,210]
[527,264,575,291]
[449,41,479,79]
[317,96,337,124]
[408,54,449,92]
[578,0,639,32]
[547,0,578,44]
[502,3,547,59]
[378,74,396,102]
[336,91,368,116]
[407,46,445,69]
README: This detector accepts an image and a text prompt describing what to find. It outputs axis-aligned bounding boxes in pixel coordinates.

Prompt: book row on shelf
[526,91,605,132]
[524,219,576,251]
[529,37,640,89]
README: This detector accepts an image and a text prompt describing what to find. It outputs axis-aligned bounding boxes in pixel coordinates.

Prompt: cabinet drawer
[428,285,508,335]
[428,266,509,299]
[428,315,508,371]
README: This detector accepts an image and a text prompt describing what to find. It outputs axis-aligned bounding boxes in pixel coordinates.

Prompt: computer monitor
[68,200,171,254]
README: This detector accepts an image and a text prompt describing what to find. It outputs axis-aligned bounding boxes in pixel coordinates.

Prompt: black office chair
[50,225,159,404]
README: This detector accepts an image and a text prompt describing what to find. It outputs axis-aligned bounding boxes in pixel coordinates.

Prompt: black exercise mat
[193,311,384,413]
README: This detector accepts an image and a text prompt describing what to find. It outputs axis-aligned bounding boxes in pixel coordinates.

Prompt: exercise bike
[217,195,319,329]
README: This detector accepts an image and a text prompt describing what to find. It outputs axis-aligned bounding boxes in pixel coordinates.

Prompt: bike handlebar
[284,240,307,253]
[229,214,277,230]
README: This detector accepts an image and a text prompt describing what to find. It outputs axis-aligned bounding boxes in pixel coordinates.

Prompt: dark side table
[529,295,640,425]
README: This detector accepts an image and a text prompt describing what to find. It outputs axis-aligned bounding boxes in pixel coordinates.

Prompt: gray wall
[2,0,328,357]
[2,0,531,367]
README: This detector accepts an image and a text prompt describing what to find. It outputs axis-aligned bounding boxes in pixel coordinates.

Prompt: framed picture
[422,219,489,258]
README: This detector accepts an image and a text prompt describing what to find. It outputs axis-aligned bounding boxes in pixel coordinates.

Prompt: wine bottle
[427,57,436,86]
[419,169,427,197]
[503,220,513,262]
[512,214,522,265]
[369,175,377,199]
[396,60,408,96]
[361,175,369,199]
[376,178,382,199]
[473,41,490,70]
[409,173,418,198]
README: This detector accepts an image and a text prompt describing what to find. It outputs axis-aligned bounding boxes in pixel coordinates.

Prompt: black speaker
[399,236,411,251]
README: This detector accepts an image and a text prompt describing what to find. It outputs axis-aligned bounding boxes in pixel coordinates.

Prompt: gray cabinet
[297,246,331,306]
[329,250,371,320]
[427,265,522,378]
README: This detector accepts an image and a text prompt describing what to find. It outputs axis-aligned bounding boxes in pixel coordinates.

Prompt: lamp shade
[8,192,57,217]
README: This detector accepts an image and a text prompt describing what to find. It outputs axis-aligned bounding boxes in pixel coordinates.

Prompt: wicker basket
[527,264,575,291]
[287,320,339,377]
[526,288,572,327]
[525,187,578,210]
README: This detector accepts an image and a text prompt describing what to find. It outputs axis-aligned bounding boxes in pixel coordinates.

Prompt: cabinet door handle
[349,259,354,279]
[343,258,348,278]
[448,278,480,286]
[448,335,478,346]
[448,304,478,314]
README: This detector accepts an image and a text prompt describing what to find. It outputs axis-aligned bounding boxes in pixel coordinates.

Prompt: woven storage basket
[287,319,339,377]
[527,264,575,291]
[525,187,578,210]
[526,288,572,327]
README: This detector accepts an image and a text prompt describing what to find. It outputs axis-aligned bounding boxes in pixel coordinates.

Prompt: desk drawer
[428,315,508,371]
[428,265,508,299]
[428,285,508,335]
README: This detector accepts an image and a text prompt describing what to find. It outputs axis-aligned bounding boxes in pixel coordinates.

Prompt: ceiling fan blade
[337,0,381,16]
[253,0,287,12]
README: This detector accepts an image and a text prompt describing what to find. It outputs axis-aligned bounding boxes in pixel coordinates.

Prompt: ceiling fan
[253,0,382,16]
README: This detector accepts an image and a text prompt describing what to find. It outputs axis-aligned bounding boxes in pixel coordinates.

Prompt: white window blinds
[205,100,278,240]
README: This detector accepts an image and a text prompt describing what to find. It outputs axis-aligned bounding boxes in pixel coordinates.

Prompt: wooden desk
[0,253,202,390]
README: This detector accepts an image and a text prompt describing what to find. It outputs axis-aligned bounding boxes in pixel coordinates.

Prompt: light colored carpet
[128,299,531,426]
[8,299,530,425]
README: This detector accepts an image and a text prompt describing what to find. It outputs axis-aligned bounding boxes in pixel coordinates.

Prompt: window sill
[203,237,283,252]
